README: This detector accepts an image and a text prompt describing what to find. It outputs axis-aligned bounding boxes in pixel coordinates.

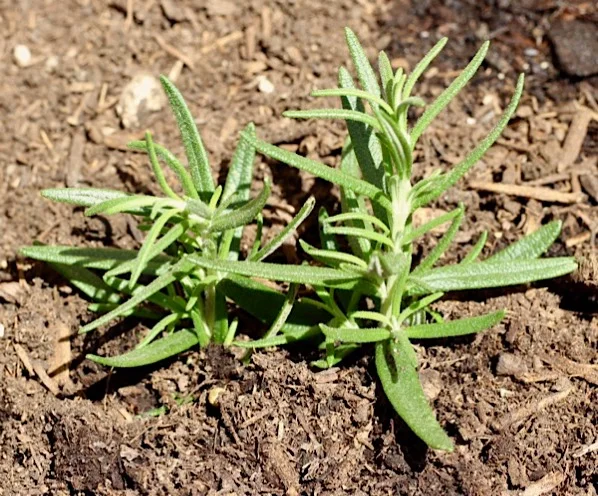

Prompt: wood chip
[31,361,60,396]
[14,343,35,376]
[0,281,24,303]
[124,0,134,31]
[541,354,598,386]
[497,382,573,431]
[103,130,145,151]
[66,129,85,187]
[67,81,95,93]
[261,7,272,42]
[154,33,195,70]
[579,173,598,202]
[526,172,570,186]
[244,24,257,60]
[558,106,595,172]
[200,31,243,54]
[565,231,591,248]
[469,180,585,204]
[520,471,565,496]
[48,322,73,387]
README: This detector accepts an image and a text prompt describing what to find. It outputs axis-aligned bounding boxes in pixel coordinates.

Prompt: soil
[1,0,597,495]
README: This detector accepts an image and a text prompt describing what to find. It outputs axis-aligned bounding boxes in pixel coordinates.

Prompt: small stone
[13,44,32,67]
[120,445,140,462]
[496,352,528,377]
[579,174,598,203]
[419,368,442,401]
[0,323,5,338]
[160,0,187,22]
[257,75,275,94]
[45,55,59,73]
[549,20,598,77]
[205,0,236,16]
[116,73,166,129]
[516,105,533,118]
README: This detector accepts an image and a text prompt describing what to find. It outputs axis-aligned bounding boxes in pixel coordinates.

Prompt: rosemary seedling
[21,76,316,367]
[202,29,577,450]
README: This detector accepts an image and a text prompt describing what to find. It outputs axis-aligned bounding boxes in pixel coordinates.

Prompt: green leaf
[49,263,121,304]
[412,205,464,274]
[338,140,372,258]
[378,51,394,101]
[487,220,562,263]
[300,239,368,269]
[144,131,179,200]
[339,67,387,213]
[321,324,390,343]
[41,188,134,209]
[318,208,339,252]
[397,292,444,324]
[251,197,315,262]
[406,310,504,339]
[402,207,462,244]
[344,27,381,104]
[189,256,365,290]
[324,225,394,249]
[85,195,161,217]
[461,231,488,264]
[413,74,525,210]
[88,329,199,368]
[104,223,185,279]
[375,340,453,451]
[311,88,392,114]
[221,123,256,259]
[137,312,182,348]
[130,209,180,287]
[160,75,214,198]
[79,258,195,333]
[234,325,321,348]
[402,37,448,100]
[209,179,270,233]
[411,41,489,143]
[262,284,299,340]
[284,109,381,131]
[21,245,171,273]
[128,140,198,199]
[222,123,256,202]
[324,210,390,234]
[217,275,331,334]
[244,132,391,211]
[409,257,577,294]
[212,289,229,344]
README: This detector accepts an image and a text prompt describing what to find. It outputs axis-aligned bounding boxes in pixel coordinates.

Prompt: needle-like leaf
[160,75,214,198]
[88,329,199,367]
[376,340,454,451]
[406,310,504,339]
[409,257,577,294]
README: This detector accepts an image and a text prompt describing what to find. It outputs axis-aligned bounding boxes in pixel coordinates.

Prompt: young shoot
[224,29,577,451]
[21,76,316,368]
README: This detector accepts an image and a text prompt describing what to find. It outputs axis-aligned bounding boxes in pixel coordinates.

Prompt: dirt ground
[1,0,597,495]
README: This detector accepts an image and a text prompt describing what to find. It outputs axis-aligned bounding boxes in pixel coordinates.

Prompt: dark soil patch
[1,0,596,495]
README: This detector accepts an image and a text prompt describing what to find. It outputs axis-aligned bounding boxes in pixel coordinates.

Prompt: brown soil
[1,1,597,495]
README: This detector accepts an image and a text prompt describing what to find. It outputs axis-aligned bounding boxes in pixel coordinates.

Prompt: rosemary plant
[194,29,577,450]
[21,76,317,367]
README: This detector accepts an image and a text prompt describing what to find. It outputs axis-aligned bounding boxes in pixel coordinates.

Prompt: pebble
[13,44,32,67]
[419,368,442,401]
[116,73,166,129]
[549,20,598,77]
[257,75,275,94]
[0,323,4,338]
[496,352,528,377]
[45,55,59,73]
